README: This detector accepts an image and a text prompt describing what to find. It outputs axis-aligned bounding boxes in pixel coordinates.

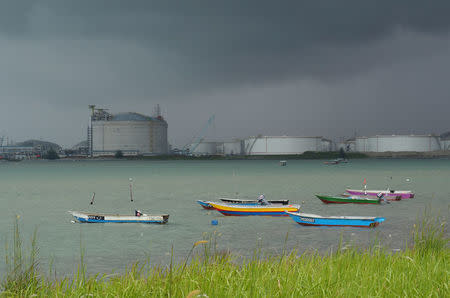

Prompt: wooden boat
[208,201,300,216]
[346,189,414,199]
[68,210,169,224]
[219,198,290,205]
[316,194,381,204]
[197,200,215,210]
[286,212,385,228]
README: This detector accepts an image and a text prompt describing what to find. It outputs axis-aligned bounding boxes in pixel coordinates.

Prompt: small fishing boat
[316,194,381,204]
[197,200,215,210]
[285,212,385,228]
[324,158,348,165]
[68,210,169,224]
[219,198,290,205]
[208,201,300,216]
[346,189,414,199]
[69,179,169,224]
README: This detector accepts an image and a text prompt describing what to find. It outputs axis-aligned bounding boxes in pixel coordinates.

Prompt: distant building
[0,139,61,160]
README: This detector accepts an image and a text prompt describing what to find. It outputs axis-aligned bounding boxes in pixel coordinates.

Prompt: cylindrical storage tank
[441,140,450,150]
[440,132,450,151]
[366,135,441,152]
[190,141,217,155]
[222,140,242,155]
[92,112,168,156]
[244,136,322,155]
[355,137,368,152]
[321,139,332,152]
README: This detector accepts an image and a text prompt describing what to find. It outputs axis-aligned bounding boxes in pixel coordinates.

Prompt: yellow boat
[208,202,300,216]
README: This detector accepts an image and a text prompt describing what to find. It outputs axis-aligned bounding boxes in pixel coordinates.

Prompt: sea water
[0,159,449,275]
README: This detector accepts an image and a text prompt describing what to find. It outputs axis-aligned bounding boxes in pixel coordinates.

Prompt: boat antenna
[90,192,95,205]
[129,178,133,202]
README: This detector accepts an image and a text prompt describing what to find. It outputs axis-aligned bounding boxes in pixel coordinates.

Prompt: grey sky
[0,1,449,147]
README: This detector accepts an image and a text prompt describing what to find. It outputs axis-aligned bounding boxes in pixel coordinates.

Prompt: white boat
[69,210,169,224]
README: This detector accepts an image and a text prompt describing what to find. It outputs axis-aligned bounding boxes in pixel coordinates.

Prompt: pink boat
[346,189,414,199]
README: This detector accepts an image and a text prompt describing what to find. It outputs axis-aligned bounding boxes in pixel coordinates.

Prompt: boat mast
[129,178,133,202]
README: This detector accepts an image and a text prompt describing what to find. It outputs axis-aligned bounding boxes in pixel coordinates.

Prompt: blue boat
[286,212,384,228]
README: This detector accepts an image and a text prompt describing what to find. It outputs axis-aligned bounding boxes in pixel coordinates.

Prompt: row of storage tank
[190,136,333,156]
[86,106,449,156]
[192,134,450,155]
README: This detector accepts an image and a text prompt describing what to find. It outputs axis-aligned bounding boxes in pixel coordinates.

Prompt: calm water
[0,159,449,275]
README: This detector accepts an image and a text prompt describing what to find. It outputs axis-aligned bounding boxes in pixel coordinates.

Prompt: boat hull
[316,195,380,204]
[220,198,289,205]
[209,202,300,216]
[286,212,384,228]
[346,189,413,199]
[197,200,215,210]
[69,211,169,224]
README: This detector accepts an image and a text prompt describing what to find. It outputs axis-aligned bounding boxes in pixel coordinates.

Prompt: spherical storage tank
[366,135,440,152]
[92,112,168,155]
[244,136,323,155]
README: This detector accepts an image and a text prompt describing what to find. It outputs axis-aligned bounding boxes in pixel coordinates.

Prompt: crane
[182,115,215,155]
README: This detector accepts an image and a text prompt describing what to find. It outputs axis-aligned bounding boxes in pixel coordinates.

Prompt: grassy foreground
[1,215,448,297]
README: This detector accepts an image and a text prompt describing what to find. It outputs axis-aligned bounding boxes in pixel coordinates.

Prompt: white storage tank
[366,135,441,152]
[355,137,369,152]
[440,132,450,150]
[90,108,168,156]
[321,138,333,152]
[244,136,322,155]
[190,141,217,155]
[219,140,243,155]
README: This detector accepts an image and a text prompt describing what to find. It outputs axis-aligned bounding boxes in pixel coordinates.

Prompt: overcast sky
[1,1,449,148]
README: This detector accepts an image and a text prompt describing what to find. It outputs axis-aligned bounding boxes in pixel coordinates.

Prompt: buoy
[211,220,218,225]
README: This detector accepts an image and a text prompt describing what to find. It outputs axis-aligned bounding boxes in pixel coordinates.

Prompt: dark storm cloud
[2,0,450,93]
[0,1,449,147]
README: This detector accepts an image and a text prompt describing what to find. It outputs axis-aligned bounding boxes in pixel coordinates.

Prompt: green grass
[1,213,448,297]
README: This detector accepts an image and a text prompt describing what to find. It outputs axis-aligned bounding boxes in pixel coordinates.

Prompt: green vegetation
[1,213,448,297]
[114,150,124,159]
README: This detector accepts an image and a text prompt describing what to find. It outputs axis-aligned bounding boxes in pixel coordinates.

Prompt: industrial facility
[341,134,444,152]
[88,105,168,156]
[188,136,333,156]
[243,136,331,155]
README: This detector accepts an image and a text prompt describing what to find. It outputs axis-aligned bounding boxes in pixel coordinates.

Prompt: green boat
[316,194,381,204]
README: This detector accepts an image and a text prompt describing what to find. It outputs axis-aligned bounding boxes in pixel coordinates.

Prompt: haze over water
[0,159,449,275]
